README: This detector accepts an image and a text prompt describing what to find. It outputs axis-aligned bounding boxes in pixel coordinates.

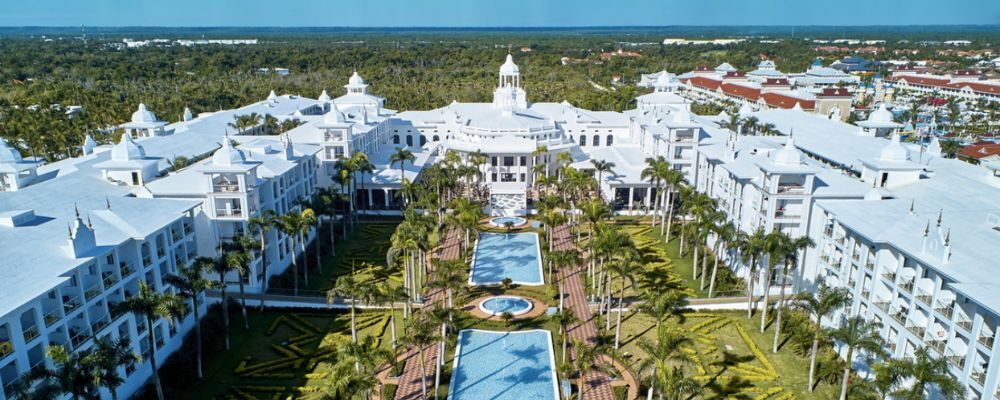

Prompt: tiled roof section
[953,69,981,76]
[891,75,952,86]
[958,143,1000,160]
[721,83,761,101]
[946,81,1000,95]
[724,71,746,78]
[761,92,815,110]
[695,65,713,71]
[891,75,1000,95]
[817,87,852,97]
[686,76,722,90]
[762,78,790,86]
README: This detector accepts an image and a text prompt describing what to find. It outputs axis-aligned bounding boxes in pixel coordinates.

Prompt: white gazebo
[857,103,903,137]
[121,103,167,138]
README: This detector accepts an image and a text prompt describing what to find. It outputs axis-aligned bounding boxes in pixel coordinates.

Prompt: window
[491,157,498,167]
[406,136,413,146]
[593,135,600,146]
[432,135,440,142]
[491,173,497,182]
[503,157,515,167]
[579,135,587,146]
[501,173,516,182]
[420,135,427,146]
[392,135,400,144]
[519,156,527,166]
[606,135,614,146]
[520,173,526,181]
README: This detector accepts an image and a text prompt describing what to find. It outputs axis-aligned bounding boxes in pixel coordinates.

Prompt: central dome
[499,54,519,75]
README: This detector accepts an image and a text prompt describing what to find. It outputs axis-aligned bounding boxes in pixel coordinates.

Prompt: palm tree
[662,170,685,240]
[389,147,416,203]
[636,328,694,400]
[707,221,736,298]
[202,254,235,351]
[550,309,579,364]
[163,261,213,378]
[795,285,852,392]
[881,346,963,400]
[331,273,362,343]
[548,249,581,305]
[277,208,318,295]
[378,281,408,349]
[736,228,767,318]
[84,337,141,400]
[350,152,375,217]
[590,159,616,201]
[772,235,816,353]
[571,340,606,400]
[609,252,639,351]
[227,235,259,331]
[248,209,278,311]
[760,229,788,332]
[112,282,183,400]
[325,335,394,400]
[402,314,437,400]
[639,289,689,331]
[830,316,887,400]
[33,345,97,400]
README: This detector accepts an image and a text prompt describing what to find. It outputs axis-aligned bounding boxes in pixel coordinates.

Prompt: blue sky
[1,0,998,27]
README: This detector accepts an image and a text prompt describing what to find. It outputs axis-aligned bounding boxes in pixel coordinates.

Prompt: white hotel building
[1,54,998,399]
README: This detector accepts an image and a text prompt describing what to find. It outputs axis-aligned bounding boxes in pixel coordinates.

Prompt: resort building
[886,70,1000,103]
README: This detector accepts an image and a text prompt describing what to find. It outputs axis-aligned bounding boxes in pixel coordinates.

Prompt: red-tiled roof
[817,87,852,97]
[945,81,1000,95]
[958,143,1000,160]
[761,92,815,110]
[721,83,761,101]
[762,78,790,86]
[724,71,746,78]
[892,75,951,86]
[686,76,722,90]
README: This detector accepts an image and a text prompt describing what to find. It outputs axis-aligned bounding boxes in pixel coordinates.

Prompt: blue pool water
[490,216,527,227]
[480,296,533,316]
[470,232,543,286]
[448,330,559,400]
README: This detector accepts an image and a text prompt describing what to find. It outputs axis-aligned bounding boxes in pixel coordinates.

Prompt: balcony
[928,340,946,354]
[84,282,102,301]
[212,183,241,193]
[62,296,82,314]
[882,272,897,282]
[43,308,61,327]
[22,325,39,343]
[956,320,973,332]
[776,184,805,195]
[908,325,926,339]
[935,304,954,318]
[120,263,135,278]
[136,321,148,336]
[899,281,914,294]
[873,301,890,312]
[834,236,846,247]
[69,329,91,348]
[0,339,12,359]
[90,316,110,335]
[216,208,245,218]
[861,289,871,299]
[947,355,964,368]
[774,210,801,219]
[102,273,119,289]
[972,371,986,385]
[142,256,152,267]
[979,335,994,349]
[915,293,933,306]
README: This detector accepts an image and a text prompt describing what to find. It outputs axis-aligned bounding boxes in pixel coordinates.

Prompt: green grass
[617,311,841,400]
[160,308,400,400]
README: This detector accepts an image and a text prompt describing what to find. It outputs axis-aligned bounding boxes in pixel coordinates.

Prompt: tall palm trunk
[299,233,309,287]
[258,233,268,312]
[329,214,336,256]
[664,190,675,241]
[147,316,165,400]
[418,345,428,400]
[746,256,758,318]
[614,275,625,350]
[808,330,820,392]
[314,220,322,274]
[193,301,203,378]
[839,348,854,400]
[772,262,789,353]
[290,237,300,296]
[708,239,722,298]
[760,263,771,333]
[218,272,230,350]
[349,296,357,343]
[237,279,249,331]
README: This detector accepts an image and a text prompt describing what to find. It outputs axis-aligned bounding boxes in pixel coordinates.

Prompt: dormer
[66,211,97,258]
[121,103,166,138]
[755,136,817,195]
[93,133,159,186]
[198,134,261,194]
[856,103,903,137]
[0,138,41,192]
[859,133,922,189]
[317,105,352,143]
[345,72,368,95]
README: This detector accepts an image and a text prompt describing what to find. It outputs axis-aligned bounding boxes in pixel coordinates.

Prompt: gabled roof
[760,93,815,110]
[721,83,761,101]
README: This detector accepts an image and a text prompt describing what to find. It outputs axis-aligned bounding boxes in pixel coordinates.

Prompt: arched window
[406,135,413,147]
[392,135,400,144]
[420,135,427,146]
[432,135,440,142]
[593,135,600,146]
[606,135,614,146]
[579,135,587,146]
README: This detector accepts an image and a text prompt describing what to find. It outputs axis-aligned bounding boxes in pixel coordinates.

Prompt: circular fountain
[478,295,534,316]
[488,216,527,228]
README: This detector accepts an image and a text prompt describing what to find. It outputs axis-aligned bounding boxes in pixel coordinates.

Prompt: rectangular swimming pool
[469,232,544,286]
[448,329,559,400]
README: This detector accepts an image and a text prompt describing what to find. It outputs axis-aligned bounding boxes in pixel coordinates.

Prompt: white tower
[493,54,528,111]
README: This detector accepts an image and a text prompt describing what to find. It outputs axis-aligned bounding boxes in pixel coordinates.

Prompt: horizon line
[1,24,998,29]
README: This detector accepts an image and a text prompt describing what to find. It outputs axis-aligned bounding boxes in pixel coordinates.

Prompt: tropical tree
[641,156,670,227]
[550,309,579,364]
[707,221,736,298]
[879,346,963,400]
[402,314,437,400]
[571,340,607,400]
[248,209,278,311]
[197,255,234,351]
[112,282,183,400]
[589,159,616,201]
[84,337,141,400]
[794,285,852,392]
[324,335,393,400]
[163,261,213,378]
[830,316,888,400]
[277,208,318,295]
[548,249,581,304]
[636,328,695,400]
[331,273,362,343]
[772,234,816,352]
[31,345,98,400]
[638,289,689,331]
[735,228,767,318]
[389,147,416,204]
[350,152,375,217]
[227,235,259,331]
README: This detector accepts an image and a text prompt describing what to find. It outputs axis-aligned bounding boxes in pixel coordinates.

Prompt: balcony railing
[915,293,933,305]
[63,296,82,314]
[873,301,890,312]
[935,304,954,318]
[899,281,914,293]
[213,183,241,193]
[979,335,994,349]
[120,263,135,278]
[908,325,926,338]
[43,308,61,326]
[947,355,964,368]
[216,208,244,217]
[834,237,846,246]
[84,282,102,301]
[861,289,871,299]
[882,272,897,282]
[823,227,834,237]
[972,371,986,385]
[776,185,805,194]
[22,325,39,343]
[956,320,973,332]
[136,321,148,335]
[90,315,110,334]
[69,329,91,348]
[102,273,119,289]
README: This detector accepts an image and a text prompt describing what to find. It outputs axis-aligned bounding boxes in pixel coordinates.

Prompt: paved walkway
[393,227,461,400]
[553,224,618,400]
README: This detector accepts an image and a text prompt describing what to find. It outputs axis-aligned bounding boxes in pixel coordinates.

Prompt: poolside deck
[554,223,619,400]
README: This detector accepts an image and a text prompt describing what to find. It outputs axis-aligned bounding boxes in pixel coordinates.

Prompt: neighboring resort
[0,53,998,399]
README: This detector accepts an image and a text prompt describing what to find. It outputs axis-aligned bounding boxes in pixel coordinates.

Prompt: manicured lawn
[617,311,840,400]
[158,308,400,400]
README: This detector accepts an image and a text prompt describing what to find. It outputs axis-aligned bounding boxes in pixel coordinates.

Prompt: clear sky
[1,0,998,27]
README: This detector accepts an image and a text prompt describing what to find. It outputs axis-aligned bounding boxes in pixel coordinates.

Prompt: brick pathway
[553,224,617,400]
[393,227,461,400]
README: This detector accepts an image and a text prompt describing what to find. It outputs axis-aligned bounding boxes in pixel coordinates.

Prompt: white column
[628,187,635,211]
[383,189,390,207]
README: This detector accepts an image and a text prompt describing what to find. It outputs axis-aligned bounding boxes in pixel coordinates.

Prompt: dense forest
[0,28,997,161]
